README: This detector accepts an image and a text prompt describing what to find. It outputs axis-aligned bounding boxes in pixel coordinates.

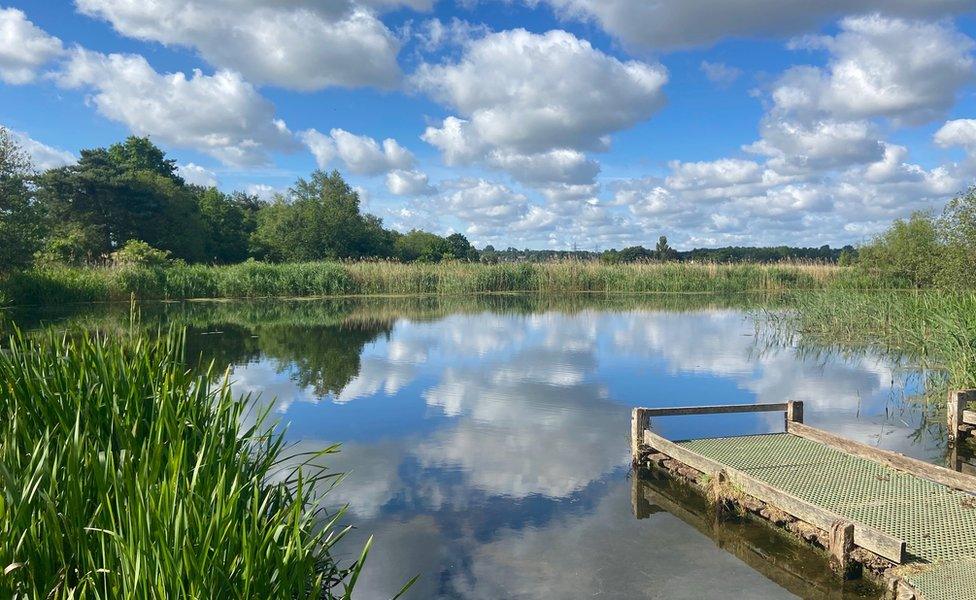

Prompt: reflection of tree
[258,323,392,397]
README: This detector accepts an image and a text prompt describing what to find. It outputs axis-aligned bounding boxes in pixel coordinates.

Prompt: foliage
[856,212,943,288]
[0,260,874,306]
[196,187,260,263]
[394,230,453,262]
[251,170,393,262]
[110,239,173,267]
[0,127,43,271]
[853,187,976,289]
[0,327,373,598]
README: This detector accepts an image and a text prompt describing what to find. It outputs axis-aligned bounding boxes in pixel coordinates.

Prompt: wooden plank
[638,403,788,417]
[963,410,976,426]
[788,421,976,495]
[631,407,650,462]
[829,520,855,579]
[787,400,804,424]
[643,429,906,563]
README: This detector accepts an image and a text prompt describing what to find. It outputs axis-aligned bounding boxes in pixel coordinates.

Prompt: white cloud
[75,0,418,90]
[245,183,281,201]
[0,7,63,84]
[699,60,741,86]
[935,119,976,150]
[771,15,975,125]
[535,0,973,50]
[6,128,75,170]
[414,29,667,154]
[301,128,415,175]
[666,158,763,190]
[387,169,436,196]
[177,162,218,187]
[745,118,884,173]
[487,149,600,186]
[54,48,298,166]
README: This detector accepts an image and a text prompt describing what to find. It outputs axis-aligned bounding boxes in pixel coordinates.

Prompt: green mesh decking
[677,433,976,599]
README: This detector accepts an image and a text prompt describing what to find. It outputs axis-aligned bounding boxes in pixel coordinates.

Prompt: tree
[250,170,394,262]
[35,138,207,262]
[0,127,43,271]
[445,233,477,261]
[197,188,261,263]
[394,230,452,262]
[938,186,976,288]
[857,212,942,287]
[656,236,677,261]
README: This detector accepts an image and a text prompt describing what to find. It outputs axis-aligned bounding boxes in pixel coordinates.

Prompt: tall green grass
[779,291,976,388]
[0,260,878,306]
[0,327,380,598]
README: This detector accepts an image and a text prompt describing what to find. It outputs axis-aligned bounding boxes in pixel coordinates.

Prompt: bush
[110,239,173,268]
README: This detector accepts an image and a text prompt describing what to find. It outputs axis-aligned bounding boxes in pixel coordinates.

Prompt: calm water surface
[6,295,945,599]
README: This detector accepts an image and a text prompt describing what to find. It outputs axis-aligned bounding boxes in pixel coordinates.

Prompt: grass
[0,260,880,306]
[0,326,386,599]
[776,290,976,389]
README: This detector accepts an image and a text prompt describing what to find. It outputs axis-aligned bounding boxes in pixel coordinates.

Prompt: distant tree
[857,212,942,287]
[0,127,43,271]
[395,230,452,262]
[110,239,173,267]
[655,236,678,261]
[107,136,181,181]
[617,246,653,262]
[251,170,393,262]
[445,232,477,261]
[938,186,976,287]
[196,188,261,263]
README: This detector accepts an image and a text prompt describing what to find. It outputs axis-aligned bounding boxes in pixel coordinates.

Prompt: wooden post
[787,400,804,425]
[631,408,650,466]
[948,390,973,445]
[829,520,856,579]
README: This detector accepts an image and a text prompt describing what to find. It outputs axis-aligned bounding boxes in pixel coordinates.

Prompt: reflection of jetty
[631,395,976,600]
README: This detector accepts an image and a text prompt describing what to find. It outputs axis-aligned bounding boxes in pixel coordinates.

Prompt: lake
[4,294,948,599]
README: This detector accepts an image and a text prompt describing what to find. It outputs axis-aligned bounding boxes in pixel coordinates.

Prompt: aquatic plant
[0,327,381,598]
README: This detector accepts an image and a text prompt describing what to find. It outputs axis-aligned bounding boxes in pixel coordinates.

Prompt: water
[4,295,946,599]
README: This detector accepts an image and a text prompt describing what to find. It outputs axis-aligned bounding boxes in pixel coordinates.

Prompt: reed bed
[0,327,376,598]
[781,290,976,388]
[0,260,874,306]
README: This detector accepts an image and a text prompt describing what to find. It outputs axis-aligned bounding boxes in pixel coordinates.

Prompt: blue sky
[1,1,975,249]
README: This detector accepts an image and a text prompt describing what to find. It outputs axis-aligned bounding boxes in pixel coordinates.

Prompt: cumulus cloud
[301,128,414,175]
[387,169,436,196]
[74,0,420,90]
[415,29,667,154]
[0,7,63,84]
[415,29,665,192]
[535,0,972,50]
[177,162,218,187]
[770,15,975,125]
[935,119,976,150]
[54,48,298,166]
[6,128,75,170]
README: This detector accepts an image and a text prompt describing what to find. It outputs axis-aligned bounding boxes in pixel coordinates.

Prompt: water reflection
[4,295,938,598]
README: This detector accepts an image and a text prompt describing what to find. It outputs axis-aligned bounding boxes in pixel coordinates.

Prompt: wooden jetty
[631,393,976,600]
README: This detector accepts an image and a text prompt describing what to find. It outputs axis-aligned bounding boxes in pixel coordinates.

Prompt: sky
[1,1,975,250]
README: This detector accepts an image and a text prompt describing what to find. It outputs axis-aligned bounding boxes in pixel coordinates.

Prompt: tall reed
[0,327,377,598]
[0,260,877,306]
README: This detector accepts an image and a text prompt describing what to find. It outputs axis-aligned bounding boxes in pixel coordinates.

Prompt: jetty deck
[631,395,976,600]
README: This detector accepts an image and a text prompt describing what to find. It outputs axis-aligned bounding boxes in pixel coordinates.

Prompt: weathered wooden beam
[787,400,804,425]
[788,421,976,495]
[948,390,976,444]
[829,520,856,579]
[643,429,906,563]
[637,403,788,417]
[631,407,650,463]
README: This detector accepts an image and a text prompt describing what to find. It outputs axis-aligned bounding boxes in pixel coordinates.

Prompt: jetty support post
[631,407,651,467]
[829,520,857,579]
[786,400,804,426]
[948,389,976,445]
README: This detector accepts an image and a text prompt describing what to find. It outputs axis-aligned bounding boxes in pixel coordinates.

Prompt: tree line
[2,128,858,272]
